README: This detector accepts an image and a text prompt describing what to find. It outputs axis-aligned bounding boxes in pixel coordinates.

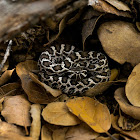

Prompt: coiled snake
[38,44,110,95]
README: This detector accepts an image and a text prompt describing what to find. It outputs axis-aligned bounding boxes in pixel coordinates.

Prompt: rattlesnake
[38,44,110,95]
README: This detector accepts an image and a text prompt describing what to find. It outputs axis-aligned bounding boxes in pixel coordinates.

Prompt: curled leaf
[0,69,15,86]
[29,72,62,97]
[125,63,140,107]
[16,60,56,104]
[115,88,140,120]
[30,104,41,140]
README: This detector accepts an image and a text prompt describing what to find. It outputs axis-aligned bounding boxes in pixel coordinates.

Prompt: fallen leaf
[88,0,131,17]
[0,82,21,99]
[105,0,131,11]
[30,104,41,140]
[44,15,70,47]
[111,114,140,139]
[66,97,111,133]
[41,125,52,140]
[42,102,80,126]
[98,21,140,66]
[110,69,119,81]
[85,69,119,96]
[29,72,62,97]
[81,7,103,48]
[125,63,140,107]
[114,88,140,120]
[65,123,99,140]
[95,133,120,140]
[0,132,34,140]
[0,98,4,112]
[16,60,56,104]
[0,121,25,136]
[0,69,15,86]
[52,127,68,140]
[85,81,112,96]
[82,15,103,49]
[1,95,31,129]
[118,112,134,131]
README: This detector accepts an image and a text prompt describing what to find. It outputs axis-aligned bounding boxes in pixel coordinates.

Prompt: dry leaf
[81,6,103,48]
[0,98,4,112]
[98,21,140,66]
[118,112,134,131]
[66,97,111,133]
[114,88,140,120]
[88,0,131,17]
[29,72,62,97]
[125,63,140,107]
[0,69,15,86]
[1,95,31,128]
[111,114,140,139]
[44,16,69,47]
[65,123,99,140]
[82,15,103,49]
[42,102,80,126]
[0,121,25,136]
[85,69,119,96]
[85,81,112,96]
[0,131,34,140]
[110,69,119,81]
[0,82,21,99]
[52,127,68,140]
[30,104,41,140]
[95,133,120,140]
[16,60,56,104]
[41,125,52,140]
[105,0,131,11]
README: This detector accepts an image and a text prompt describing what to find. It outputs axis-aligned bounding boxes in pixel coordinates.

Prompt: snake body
[38,44,110,95]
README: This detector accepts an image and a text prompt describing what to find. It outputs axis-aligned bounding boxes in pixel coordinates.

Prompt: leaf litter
[0,0,140,139]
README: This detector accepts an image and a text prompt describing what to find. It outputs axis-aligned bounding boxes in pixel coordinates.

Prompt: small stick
[0,40,12,72]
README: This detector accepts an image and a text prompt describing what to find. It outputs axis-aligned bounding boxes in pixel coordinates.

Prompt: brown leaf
[52,127,68,140]
[85,69,119,96]
[42,102,80,126]
[41,125,52,140]
[111,114,140,139]
[0,132,34,140]
[1,95,31,127]
[82,15,103,49]
[114,88,140,120]
[16,60,56,104]
[0,69,15,86]
[98,21,140,66]
[125,63,140,107]
[88,0,131,17]
[81,7,103,48]
[0,121,25,136]
[0,82,21,99]
[95,134,120,140]
[30,104,41,140]
[66,97,111,133]
[65,123,99,140]
[44,16,68,46]
[29,72,62,97]
[105,0,131,11]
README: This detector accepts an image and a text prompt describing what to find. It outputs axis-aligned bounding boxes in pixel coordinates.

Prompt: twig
[0,40,12,72]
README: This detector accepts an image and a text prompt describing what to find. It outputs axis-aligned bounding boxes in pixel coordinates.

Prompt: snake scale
[38,44,110,95]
